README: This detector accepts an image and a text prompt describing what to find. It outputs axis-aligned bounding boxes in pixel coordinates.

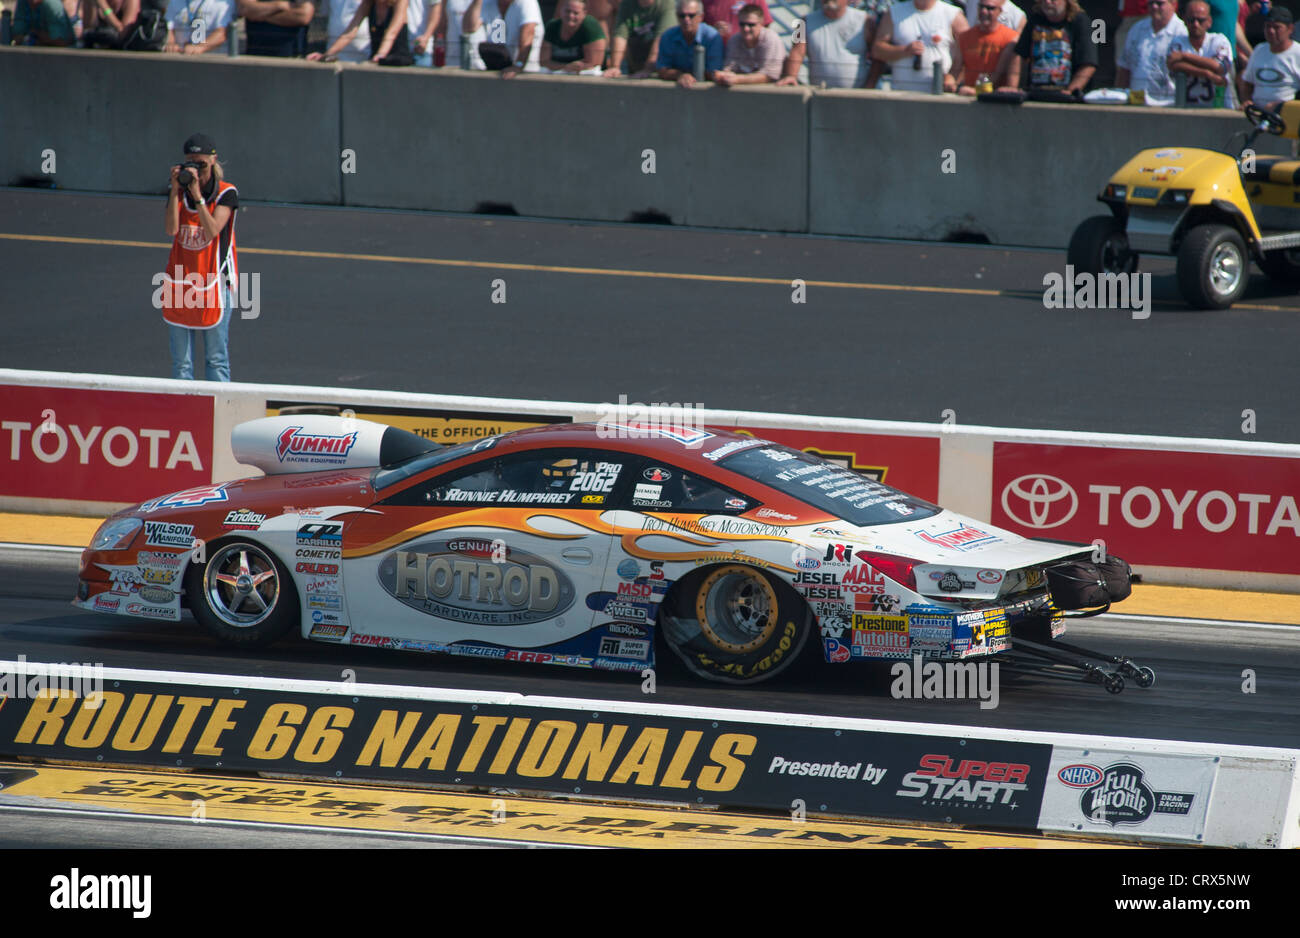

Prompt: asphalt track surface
[4,187,1300,444]
[4,548,1297,751]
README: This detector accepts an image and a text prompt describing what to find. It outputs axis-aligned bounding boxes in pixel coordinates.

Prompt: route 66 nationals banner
[0,674,1051,830]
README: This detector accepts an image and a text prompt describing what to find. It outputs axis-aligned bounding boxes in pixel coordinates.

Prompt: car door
[339,448,631,655]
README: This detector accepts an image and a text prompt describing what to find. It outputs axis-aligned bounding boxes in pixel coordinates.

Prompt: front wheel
[660,564,811,684]
[1067,215,1139,276]
[1177,224,1249,309]
[186,540,299,647]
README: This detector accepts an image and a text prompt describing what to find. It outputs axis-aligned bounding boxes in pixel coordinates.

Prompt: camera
[176,161,203,187]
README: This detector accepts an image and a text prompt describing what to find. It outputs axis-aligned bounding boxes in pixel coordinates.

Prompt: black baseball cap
[1268,6,1294,24]
[182,133,217,156]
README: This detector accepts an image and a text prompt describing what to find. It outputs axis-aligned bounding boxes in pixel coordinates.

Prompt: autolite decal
[379,538,574,625]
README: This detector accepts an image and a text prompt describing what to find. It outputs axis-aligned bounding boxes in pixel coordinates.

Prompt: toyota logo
[1001,473,1078,529]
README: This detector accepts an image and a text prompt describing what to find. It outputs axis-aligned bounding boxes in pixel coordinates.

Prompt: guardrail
[0,660,1293,846]
[2,47,1291,247]
[4,368,1299,591]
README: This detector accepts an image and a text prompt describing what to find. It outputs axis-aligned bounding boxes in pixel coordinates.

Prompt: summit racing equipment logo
[895,754,1030,807]
[1000,474,1079,529]
[1078,762,1195,827]
[914,523,999,552]
[276,426,359,463]
[379,538,575,625]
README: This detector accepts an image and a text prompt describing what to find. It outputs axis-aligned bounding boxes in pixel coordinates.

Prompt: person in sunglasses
[653,0,723,86]
[1168,0,1236,106]
[713,3,783,83]
[953,0,1020,94]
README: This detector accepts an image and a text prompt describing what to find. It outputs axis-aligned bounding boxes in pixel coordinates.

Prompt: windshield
[719,445,940,527]
[372,436,499,490]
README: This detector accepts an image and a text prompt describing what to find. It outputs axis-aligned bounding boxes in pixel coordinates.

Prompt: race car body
[74,416,1131,684]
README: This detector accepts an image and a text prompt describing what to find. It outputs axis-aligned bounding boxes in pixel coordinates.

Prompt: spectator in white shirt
[1241,5,1300,108]
[1116,0,1188,105]
[1168,0,1236,106]
[463,0,543,70]
[163,0,232,52]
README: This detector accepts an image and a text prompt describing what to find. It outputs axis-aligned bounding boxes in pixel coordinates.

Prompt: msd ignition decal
[993,442,1300,575]
[1039,750,1217,842]
[0,384,212,503]
[379,538,575,625]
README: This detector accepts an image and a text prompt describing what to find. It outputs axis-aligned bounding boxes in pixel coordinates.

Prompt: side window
[382,450,631,508]
[626,461,752,513]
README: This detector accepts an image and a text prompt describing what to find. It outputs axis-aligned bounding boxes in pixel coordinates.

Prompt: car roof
[489,422,759,468]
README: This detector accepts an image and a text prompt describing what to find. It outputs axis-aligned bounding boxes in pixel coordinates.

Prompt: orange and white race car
[74,415,1145,688]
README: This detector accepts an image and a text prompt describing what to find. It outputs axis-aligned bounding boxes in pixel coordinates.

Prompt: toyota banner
[992,442,1300,576]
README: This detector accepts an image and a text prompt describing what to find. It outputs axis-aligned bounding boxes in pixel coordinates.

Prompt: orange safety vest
[161,180,238,329]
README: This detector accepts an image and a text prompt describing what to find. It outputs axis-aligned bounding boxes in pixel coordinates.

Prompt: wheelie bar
[1000,637,1156,694]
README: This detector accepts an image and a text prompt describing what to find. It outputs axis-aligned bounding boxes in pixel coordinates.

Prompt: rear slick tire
[660,564,811,685]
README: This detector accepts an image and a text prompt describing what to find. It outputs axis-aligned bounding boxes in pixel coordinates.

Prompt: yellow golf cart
[1068,100,1300,309]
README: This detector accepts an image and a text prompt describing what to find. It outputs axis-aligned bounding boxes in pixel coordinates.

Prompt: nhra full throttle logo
[276,427,359,464]
[1079,762,1195,827]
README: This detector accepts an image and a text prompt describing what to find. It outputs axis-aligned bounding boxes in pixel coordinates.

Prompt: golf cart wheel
[1257,248,1300,284]
[1067,215,1139,275]
[1177,224,1248,309]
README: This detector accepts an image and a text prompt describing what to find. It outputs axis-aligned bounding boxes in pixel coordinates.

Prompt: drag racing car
[75,416,1148,690]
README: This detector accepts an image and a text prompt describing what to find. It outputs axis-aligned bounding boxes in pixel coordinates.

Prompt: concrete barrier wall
[1,46,1290,245]
[808,89,1290,245]
[0,48,341,204]
[339,69,810,230]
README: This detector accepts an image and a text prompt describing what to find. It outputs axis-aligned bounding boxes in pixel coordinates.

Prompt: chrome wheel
[204,542,281,628]
[1208,242,1244,296]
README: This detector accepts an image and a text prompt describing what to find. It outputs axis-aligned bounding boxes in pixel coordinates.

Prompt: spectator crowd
[7,0,1300,107]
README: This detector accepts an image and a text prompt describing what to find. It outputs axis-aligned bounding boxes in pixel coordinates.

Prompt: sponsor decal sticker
[380,538,575,625]
[276,426,359,464]
[143,521,196,549]
[222,508,267,530]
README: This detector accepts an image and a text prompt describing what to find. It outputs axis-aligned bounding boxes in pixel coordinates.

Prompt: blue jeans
[168,284,231,381]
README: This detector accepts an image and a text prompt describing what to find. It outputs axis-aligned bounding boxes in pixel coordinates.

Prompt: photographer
[162,133,238,382]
